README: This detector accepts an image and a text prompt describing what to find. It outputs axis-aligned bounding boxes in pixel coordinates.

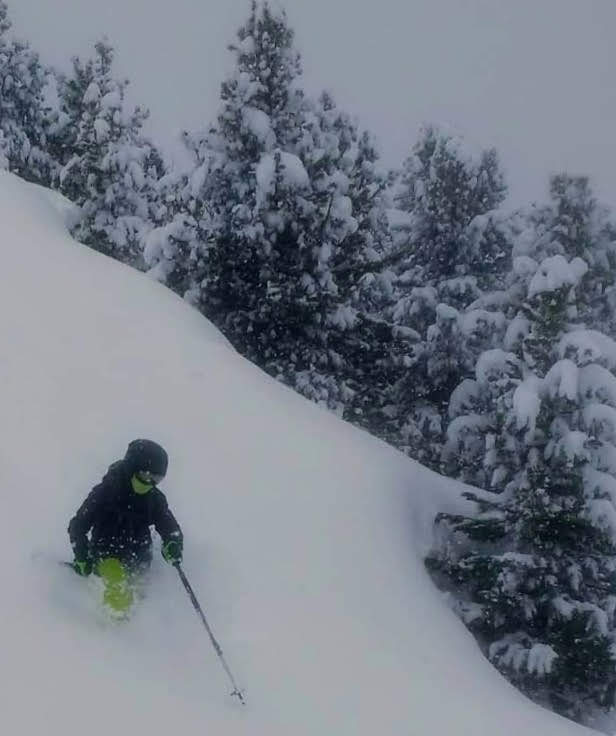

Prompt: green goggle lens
[136,471,164,485]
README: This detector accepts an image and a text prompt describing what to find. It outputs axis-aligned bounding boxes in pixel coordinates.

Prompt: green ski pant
[96,558,135,614]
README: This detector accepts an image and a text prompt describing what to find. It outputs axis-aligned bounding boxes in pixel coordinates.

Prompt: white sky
[11,0,616,207]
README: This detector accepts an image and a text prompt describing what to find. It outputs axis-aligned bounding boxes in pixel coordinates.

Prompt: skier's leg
[96,557,133,615]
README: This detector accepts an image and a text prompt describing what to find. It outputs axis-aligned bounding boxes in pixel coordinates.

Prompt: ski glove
[73,558,93,576]
[162,539,183,564]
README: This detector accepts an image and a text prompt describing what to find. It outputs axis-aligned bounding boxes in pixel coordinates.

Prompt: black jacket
[68,460,182,564]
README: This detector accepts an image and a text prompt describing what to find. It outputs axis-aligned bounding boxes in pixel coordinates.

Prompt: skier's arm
[153,492,183,561]
[67,485,104,560]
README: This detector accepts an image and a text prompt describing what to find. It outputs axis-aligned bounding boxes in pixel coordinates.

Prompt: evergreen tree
[142,165,202,293]
[171,1,310,355]
[388,125,512,463]
[430,253,616,725]
[147,2,409,428]
[58,40,163,266]
[396,124,507,283]
[529,174,616,337]
[0,1,54,184]
[299,92,406,427]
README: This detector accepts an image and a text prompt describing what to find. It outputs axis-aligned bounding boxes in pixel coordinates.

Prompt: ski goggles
[136,470,165,485]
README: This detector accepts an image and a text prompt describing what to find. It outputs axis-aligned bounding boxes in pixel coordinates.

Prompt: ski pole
[173,562,246,705]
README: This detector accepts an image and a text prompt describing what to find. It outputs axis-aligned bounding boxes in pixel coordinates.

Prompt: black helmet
[124,439,168,477]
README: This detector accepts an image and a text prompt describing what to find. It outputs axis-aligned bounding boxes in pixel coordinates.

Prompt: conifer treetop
[0,1,10,36]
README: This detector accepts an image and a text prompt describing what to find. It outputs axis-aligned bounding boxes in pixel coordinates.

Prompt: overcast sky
[11,0,616,207]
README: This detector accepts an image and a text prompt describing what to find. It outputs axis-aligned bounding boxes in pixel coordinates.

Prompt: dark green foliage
[521,284,572,375]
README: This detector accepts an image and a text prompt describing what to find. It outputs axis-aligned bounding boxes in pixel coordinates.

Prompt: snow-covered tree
[386,126,512,463]
[58,40,163,266]
[0,1,54,183]
[388,298,508,466]
[142,166,203,294]
[528,175,616,337]
[396,124,508,284]
[158,1,311,350]
[147,2,409,428]
[431,253,616,725]
[443,254,588,494]
[298,92,407,427]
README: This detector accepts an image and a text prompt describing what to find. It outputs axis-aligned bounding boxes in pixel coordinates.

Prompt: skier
[68,439,183,616]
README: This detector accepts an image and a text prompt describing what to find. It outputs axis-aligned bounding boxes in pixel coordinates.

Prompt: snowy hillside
[0,171,595,735]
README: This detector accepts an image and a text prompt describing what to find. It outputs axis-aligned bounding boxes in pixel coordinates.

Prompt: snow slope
[0,172,594,734]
